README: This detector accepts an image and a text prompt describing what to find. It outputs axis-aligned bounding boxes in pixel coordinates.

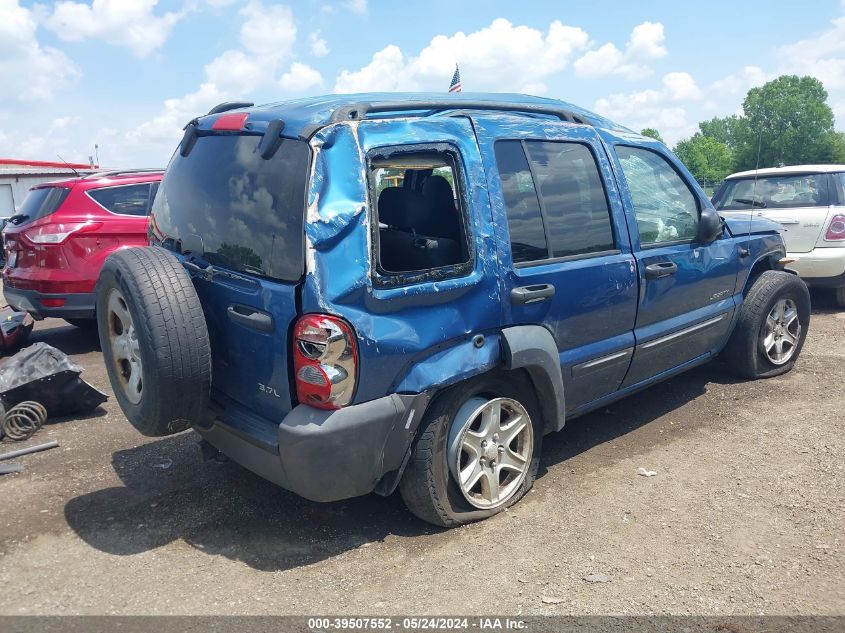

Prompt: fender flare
[500,325,565,434]
[743,248,789,295]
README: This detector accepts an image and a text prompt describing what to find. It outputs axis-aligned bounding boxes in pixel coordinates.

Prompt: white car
[713,165,845,307]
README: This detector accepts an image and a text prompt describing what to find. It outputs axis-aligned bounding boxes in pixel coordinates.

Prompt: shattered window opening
[370,149,471,279]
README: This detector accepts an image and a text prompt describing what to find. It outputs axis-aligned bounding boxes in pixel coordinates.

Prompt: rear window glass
[89,184,153,216]
[713,174,829,210]
[525,141,615,258]
[494,141,547,263]
[11,187,70,226]
[150,135,310,282]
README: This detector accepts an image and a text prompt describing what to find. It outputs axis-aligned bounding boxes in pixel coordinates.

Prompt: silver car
[713,165,845,307]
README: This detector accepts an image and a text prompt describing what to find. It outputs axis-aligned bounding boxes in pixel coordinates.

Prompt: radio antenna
[56,154,81,177]
[746,101,766,244]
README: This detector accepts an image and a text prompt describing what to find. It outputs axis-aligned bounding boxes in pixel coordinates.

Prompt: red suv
[2,170,163,326]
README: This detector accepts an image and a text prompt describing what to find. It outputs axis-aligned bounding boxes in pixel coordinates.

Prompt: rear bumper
[194,392,431,502]
[2,286,96,319]
[788,247,845,285]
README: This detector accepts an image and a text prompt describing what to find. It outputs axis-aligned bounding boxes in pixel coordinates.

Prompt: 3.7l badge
[258,383,281,398]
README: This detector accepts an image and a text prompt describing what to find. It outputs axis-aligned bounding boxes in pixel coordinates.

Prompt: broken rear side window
[371,150,471,278]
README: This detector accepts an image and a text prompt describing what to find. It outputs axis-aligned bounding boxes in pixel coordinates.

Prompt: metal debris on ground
[0,440,59,463]
[0,307,34,355]
[0,342,107,416]
[0,400,48,441]
[637,467,657,477]
[0,463,24,475]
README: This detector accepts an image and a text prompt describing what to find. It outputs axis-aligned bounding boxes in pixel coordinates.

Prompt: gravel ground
[0,290,842,616]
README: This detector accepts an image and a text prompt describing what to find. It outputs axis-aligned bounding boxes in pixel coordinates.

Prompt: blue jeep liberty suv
[96,93,810,526]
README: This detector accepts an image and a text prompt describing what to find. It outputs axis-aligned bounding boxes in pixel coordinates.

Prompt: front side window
[713,174,830,210]
[616,146,699,246]
[89,184,153,216]
[494,140,615,264]
[371,150,470,277]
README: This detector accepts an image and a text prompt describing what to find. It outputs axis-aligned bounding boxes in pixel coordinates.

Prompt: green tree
[733,75,845,169]
[640,128,664,143]
[698,115,742,152]
[673,134,734,187]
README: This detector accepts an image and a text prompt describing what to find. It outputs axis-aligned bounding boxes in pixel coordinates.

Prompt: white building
[0,159,97,218]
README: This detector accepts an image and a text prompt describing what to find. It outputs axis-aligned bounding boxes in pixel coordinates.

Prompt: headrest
[422,175,456,211]
[377,187,430,232]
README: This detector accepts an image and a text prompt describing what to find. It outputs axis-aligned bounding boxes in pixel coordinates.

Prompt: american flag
[448,64,462,93]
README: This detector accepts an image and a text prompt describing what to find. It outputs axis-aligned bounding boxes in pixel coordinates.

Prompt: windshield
[11,186,70,226]
[150,134,310,282]
[713,174,829,210]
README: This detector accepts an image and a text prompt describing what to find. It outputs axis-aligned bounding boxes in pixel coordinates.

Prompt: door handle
[644,261,678,280]
[510,284,555,305]
[227,305,274,333]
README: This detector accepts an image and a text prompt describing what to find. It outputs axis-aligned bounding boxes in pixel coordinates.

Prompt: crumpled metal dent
[305,122,368,250]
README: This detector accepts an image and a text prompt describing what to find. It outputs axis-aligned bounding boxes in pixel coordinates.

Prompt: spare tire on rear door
[96,246,212,436]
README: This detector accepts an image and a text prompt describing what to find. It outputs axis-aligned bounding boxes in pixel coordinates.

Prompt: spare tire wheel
[96,246,212,436]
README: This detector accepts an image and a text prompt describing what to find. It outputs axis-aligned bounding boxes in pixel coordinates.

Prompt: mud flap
[0,343,107,416]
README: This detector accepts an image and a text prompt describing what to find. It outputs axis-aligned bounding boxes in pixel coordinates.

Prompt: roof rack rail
[207,101,254,115]
[85,168,165,179]
[327,100,591,126]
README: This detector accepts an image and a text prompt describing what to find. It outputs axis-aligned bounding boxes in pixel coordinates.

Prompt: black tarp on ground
[0,343,107,416]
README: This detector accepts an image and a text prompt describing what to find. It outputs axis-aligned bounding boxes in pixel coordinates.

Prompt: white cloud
[309,30,329,57]
[128,1,298,147]
[45,0,185,58]
[777,16,845,91]
[574,21,666,80]
[709,65,768,98]
[335,18,589,93]
[663,71,702,101]
[594,72,702,144]
[239,2,296,61]
[280,62,322,92]
[0,0,79,101]
[345,0,367,14]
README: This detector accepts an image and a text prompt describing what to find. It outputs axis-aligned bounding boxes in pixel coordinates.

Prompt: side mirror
[697,207,723,244]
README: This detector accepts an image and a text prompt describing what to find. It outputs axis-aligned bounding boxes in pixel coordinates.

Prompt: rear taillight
[824,214,845,241]
[24,221,102,245]
[292,314,357,410]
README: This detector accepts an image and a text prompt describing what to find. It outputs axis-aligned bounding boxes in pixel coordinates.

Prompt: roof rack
[84,168,165,179]
[327,99,592,126]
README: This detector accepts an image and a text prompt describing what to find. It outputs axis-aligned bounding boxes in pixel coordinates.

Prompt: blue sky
[3,0,845,167]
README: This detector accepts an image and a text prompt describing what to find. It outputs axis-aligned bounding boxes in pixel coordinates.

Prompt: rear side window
[616,146,699,246]
[11,187,70,226]
[494,140,615,264]
[713,174,830,210]
[371,149,470,280]
[88,184,154,216]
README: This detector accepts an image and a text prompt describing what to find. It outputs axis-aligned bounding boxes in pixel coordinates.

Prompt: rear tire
[835,286,845,309]
[723,271,810,379]
[96,246,212,437]
[399,372,542,527]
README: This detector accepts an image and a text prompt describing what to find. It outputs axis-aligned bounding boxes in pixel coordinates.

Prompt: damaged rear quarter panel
[301,117,503,404]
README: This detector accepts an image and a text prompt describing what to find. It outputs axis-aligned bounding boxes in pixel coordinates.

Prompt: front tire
[399,372,543,527]
[723,270,810,379]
